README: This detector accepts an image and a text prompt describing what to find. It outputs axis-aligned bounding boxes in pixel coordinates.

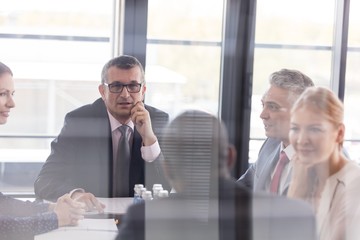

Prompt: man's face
[98,66,146,124]
[260,85,295,146]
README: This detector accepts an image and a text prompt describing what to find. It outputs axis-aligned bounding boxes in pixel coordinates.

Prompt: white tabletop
[35,219,118,240]
[35,197,134,240]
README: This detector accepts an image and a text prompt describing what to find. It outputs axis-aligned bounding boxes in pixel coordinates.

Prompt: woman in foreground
[288,86,360,240]
[0,61,85,239]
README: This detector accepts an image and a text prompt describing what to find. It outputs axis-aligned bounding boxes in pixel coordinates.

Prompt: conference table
[35,197,134,240]
[34,195,318,240]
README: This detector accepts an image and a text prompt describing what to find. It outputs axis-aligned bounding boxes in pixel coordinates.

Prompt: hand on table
[53,194,85,227]
[71,192,106,213]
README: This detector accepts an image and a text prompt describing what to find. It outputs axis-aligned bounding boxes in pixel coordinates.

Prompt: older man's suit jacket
[238,138,292,196]
[34,98,169,201]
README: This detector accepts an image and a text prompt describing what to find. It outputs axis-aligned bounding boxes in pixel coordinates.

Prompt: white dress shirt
[107,110,161,163]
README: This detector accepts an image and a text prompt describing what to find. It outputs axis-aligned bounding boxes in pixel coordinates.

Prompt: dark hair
[101,55,145,84]
[0,62,13,77]
[161,110,229,193]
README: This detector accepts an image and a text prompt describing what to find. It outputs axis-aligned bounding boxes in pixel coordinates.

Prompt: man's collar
[281,142,295,161]
[107,110,134,132]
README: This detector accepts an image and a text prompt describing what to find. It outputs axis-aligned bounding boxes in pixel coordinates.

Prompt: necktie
[270,151,289,193]
[114,125,131,197]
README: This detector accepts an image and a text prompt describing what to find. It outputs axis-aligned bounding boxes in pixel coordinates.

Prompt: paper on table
[35,219,118,240]
[97,197,134,214]
[83,197,134,218]
[73,218,117,231]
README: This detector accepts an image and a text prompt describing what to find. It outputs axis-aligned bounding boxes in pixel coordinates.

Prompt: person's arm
[0,194,85,239]
[132,102,169,148]
[70,191,105,213]
[51,193,85,226]
[131,101,158,147]
[237,163,256,190]
[0,193,50,216]
[237,138,280,191]
[287,157,329,210]
[34,112,81,201]
[0,212,58,239]
[134,103,171,190]
[141,140,161,162]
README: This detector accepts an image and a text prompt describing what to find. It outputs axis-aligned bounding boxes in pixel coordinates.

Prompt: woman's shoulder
[343,161,360,179]
[336,161,360,194]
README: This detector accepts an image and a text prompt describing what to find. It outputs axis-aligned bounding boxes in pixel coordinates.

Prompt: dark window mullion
[331,0,350,101]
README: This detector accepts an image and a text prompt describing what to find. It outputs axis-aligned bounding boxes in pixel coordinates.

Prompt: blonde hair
[291,86,344,145]
[0,61,13,77]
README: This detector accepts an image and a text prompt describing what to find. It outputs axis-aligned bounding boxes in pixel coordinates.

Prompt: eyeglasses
[103,82,142,93]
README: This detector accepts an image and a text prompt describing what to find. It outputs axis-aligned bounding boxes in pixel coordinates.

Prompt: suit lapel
[255,143,281,191]
[97,110,113,197]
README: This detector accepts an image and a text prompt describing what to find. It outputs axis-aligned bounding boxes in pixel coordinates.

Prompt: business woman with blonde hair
[288,86,360,240]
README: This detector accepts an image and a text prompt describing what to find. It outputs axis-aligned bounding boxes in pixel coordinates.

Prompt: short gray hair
[269,69,314,96]
[101,55,145,84]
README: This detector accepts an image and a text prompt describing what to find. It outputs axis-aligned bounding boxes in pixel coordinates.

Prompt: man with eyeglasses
[34,55,169,212]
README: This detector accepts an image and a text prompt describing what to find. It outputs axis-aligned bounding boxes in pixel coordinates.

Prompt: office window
[250,0,337,162]
[145,0,224,119]
[0,0,113,194]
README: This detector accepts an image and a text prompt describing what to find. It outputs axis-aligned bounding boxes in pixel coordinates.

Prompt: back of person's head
[0,61,13,77]
[269,69,314,102]
[291,86,344,144]
[161,110,230,195]
[101,55,145,84]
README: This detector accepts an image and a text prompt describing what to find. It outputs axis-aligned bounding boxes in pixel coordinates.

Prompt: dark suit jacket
[238,138,291,195]
[34,98,169,201]
[117,178,252,240]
